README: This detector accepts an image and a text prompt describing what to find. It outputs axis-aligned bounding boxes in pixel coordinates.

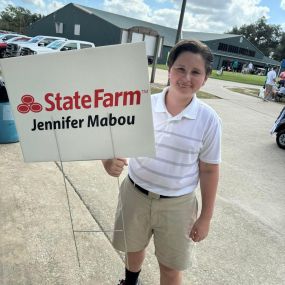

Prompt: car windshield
[12,37,29,42]
[46,40,65,49]
[28,36,44,43]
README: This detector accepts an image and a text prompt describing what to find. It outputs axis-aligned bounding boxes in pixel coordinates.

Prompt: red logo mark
[17,95,43,114]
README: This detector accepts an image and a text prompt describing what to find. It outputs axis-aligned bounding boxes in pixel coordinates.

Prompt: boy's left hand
[189,217,211,242]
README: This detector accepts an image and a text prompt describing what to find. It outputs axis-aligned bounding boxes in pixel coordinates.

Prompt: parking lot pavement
[0,143,124,285]
[1,73,285,284]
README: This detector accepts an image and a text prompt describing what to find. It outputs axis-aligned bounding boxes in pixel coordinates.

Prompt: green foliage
[227,17,283,59]
[210,70,266,86]
[0,5,42,34]
[274,33,285,62]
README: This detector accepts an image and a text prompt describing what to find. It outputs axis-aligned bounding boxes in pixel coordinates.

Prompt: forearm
[199,164,219,220]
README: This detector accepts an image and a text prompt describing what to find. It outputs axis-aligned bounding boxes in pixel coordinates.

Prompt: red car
[0,36,31,57]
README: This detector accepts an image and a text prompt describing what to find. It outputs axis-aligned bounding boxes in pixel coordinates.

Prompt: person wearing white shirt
[102,40,221,285]
[264,66,278,101]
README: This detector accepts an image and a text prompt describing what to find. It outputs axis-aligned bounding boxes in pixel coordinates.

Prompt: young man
[102,40,222,285]
[264,66,278,101]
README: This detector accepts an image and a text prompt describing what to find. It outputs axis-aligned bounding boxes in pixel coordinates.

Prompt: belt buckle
[148,192,160,200]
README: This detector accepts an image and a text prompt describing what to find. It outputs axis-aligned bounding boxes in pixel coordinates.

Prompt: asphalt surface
[1,69,285,285]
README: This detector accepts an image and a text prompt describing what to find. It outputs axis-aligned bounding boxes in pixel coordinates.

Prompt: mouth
[177,82,192,88]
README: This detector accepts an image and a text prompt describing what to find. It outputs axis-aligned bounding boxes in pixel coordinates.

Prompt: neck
[165,89,194,116]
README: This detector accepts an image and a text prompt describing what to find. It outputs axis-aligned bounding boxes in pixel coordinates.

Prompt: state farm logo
[17,95,43,113]
[16,88,147,114]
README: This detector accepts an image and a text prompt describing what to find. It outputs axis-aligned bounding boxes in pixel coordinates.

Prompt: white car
[20,39,95,56]
[6,35,67,57]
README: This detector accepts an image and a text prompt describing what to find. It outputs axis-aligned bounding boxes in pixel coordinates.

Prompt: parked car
[20,39,95,56]
[0,36,31,58]
[270,106,285,149]
[0,33,22,42]
[5,35,67,57]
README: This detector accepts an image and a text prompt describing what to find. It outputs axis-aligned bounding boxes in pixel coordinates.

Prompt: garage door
[144,35,156,56]
[121,30,128,43]
[131,32,143,42]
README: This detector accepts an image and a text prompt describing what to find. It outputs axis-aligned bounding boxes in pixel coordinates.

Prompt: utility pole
[175,0,187,44]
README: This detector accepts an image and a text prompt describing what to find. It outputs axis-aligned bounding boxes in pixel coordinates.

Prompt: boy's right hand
[102,158,128,177]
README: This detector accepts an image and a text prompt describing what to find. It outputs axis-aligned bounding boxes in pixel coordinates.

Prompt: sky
[0,0,285,33]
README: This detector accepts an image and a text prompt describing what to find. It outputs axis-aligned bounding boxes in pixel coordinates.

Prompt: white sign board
[0,42,155,162]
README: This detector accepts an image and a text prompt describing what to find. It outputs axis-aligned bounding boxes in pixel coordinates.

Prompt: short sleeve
[199,114,222,164]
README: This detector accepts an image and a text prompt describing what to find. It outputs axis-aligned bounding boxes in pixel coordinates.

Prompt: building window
[74,24,80,36]
[218,42,228,52]
[249,50,256,57]
[55,22,63,34]
[218,42,256,57]
[228,45,239,54]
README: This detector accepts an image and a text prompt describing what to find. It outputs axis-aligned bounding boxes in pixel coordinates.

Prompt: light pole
[175,0,187,44]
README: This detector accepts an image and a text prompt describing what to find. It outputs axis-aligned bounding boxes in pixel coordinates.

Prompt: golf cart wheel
[276,130,285,149]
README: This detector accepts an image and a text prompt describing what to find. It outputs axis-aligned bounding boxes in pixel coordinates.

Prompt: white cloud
[102,0,270,33]
[103,0,151,21]
[46,0,65,13]
[180,0,269,32]
[22,0,45,9]
[0,0,14,11]
[151,8,180,27]
[281,0,285,10]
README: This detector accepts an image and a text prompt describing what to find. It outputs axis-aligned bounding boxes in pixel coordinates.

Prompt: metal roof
[72,3,279,66]
[74,3,177,46]
[74,4,239,47]
[182,31,238,42]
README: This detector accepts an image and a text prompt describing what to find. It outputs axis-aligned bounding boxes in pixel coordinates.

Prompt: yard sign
[0,42,155,162]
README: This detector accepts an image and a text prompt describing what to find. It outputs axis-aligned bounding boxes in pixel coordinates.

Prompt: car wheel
[276,130,285,149]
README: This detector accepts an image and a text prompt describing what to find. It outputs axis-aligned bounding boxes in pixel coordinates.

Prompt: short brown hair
[167,39,213,76]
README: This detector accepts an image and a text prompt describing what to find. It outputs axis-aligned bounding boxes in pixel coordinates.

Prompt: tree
[274,33,285,62]
[0,5,42,34]
[226,17,283,59]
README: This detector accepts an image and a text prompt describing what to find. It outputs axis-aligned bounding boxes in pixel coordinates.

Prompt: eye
[175,67,185,73]
[192,70,201,75]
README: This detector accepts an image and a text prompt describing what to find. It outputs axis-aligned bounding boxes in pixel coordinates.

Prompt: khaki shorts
[265,84,273,95]
[112,176,198,271]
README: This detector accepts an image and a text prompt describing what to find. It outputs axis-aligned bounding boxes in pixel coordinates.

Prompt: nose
[184,71,191,80]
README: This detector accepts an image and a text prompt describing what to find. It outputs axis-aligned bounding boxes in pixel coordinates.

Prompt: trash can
[0,79,19,143]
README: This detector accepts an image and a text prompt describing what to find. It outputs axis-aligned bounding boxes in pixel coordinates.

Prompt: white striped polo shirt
[128,87,222,197]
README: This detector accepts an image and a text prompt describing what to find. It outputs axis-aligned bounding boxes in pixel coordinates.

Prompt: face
[168,51,208,99]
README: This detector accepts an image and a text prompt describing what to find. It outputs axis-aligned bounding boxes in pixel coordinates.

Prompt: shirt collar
[154,87,199,120]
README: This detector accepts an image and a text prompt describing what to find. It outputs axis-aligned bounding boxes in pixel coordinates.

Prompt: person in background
[232,60,239,72]
[102,39,222,285]
[248,62,254,74]
[264,66,278,101]
[278,70,285,87]
[274,85,285,101]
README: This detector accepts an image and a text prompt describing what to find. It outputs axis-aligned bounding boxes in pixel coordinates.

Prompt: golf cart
[271,107,285,149]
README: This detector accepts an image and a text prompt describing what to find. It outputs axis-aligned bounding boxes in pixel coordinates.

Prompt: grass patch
[151,87,163,94]
[210,71,265,86]
[226,87,260,97]
[156,64,266,86]
[197,90,219,99]
[150,86,219,99]
[156,64,168,70]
